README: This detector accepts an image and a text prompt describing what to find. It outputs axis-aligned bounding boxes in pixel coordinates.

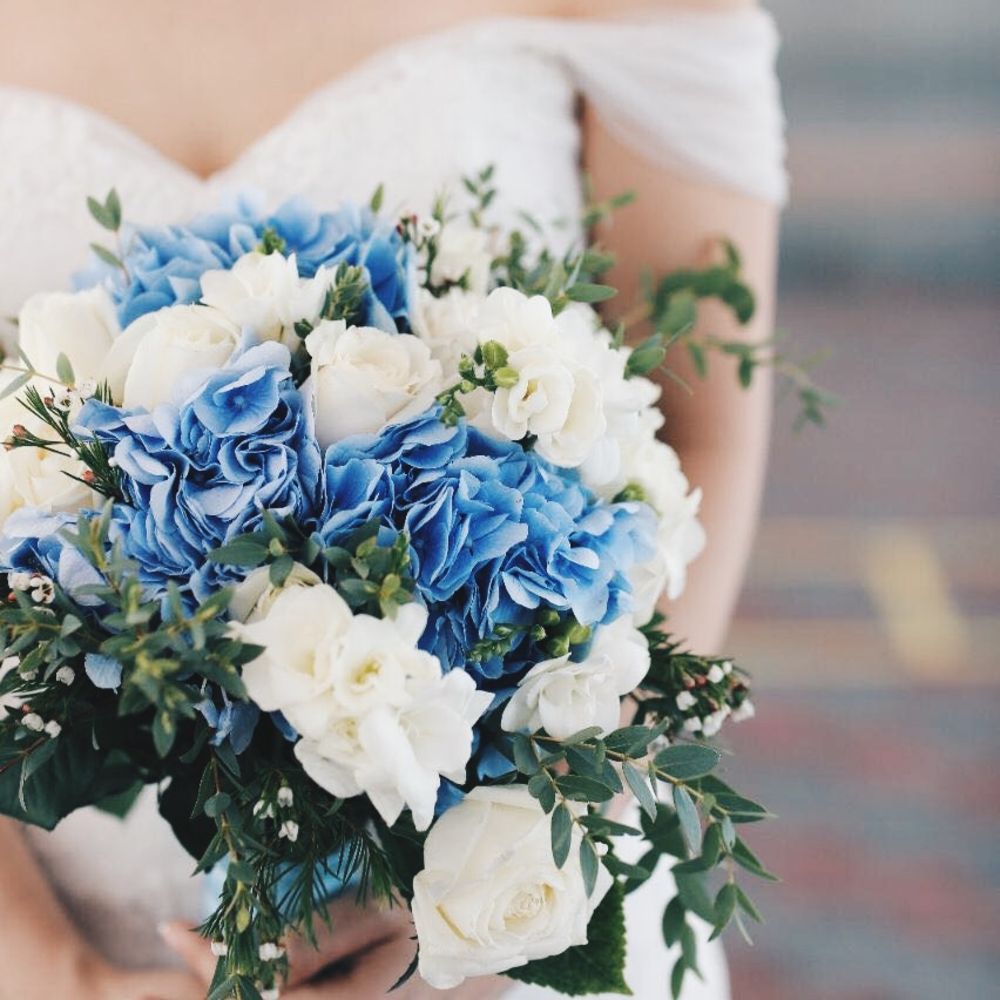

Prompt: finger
[283,903,407,987]
[157,921,218,983]
[117,967,206,1000]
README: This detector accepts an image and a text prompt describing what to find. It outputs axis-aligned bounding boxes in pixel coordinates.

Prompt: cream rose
[101,304,239,408]
[302,320,443,446]
[501,616,650,739]
[0,445,96,530]
[412,785,612,989]
[200,251,328,345]
[228,563,323,623]
[16,288,118,384]
[430,223,493,295]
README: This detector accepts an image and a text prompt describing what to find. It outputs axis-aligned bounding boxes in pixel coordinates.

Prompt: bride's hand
[161,895,508,1000]
[81,956,205,1000]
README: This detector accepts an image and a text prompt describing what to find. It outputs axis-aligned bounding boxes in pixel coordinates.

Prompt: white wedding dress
[0,10,785,998]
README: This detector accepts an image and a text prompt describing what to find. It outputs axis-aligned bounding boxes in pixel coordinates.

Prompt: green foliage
[506,881,631,996]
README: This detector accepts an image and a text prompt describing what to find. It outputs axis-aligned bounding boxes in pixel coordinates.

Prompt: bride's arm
[581,7,778,653]
[0,817,203,999]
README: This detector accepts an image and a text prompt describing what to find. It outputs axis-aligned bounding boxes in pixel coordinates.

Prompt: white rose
[101,304,239,408]
[501,616,650,739]
[624,439,706,622]
[411,287,482,373]
[17,288,119,384]
[229,563,323,623]
[0,443,96,530]
[303,320,442,446]
[475,287,558,353]
[412,785,612,989]
[200,251,328,346]
[430,223,493,295]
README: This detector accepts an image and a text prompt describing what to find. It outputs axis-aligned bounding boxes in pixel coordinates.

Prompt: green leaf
[369,183,385,213]
[604,725,656,755]
[578,815,641,838]
[654,744,721,781]
[737,886,763,923]
[657,291,697,338]
[674,869,717,923]
[555,774,615,803]
[714,792,771,823]
[671,956,688,999]
[732,838,779,881]
[622,760,657,820]
[204,792,232,818]
[86,190,121,231]
[528,772,556,813]
[0,371,32,401]
[55,352,75,385]
[673,785,702,856]
[711,883,738,939]
[269,554,293,587]
[699,822,724,868]
[580,837,600,896]
[511,734,540,775]
[551,803,573,868]
[567,282,617,304]
[680,922,699,974]
[687,341,708,378]
[206,539,267,566]
[661,897,686,947]
[152,711,176,757]
[90,243,124,269]
[625,341,666,378]
[506,881,630,996]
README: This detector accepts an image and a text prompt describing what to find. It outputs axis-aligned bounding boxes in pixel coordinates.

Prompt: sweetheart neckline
[0,16,510,186]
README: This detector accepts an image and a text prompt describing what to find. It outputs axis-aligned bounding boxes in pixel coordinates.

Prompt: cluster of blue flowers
[320,410,657,683]
[78,196,416,332]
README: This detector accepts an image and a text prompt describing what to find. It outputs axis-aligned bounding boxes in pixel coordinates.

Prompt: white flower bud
[22,712,44,732]
[55,666,76,686]
[682,716,702,733]
[44,719,62,738]
[276,786,294,808]
[260,988,281,1000]
[675,690,696,711]
[210,940,228,957]
[707,665,725,684]
[722,660,733,675]
[278,820,299,843]
[9,573,32,592]
[732,699,756,722]
[259,942,286,961]
[252,799,274,819]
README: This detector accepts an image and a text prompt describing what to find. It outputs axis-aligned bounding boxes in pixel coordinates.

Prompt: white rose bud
[101,304,240,409]
[502,617,649,740]
[302,320,443,447]
[17,288,119,384]
[229,563,322,624]
[412,786,612,989]
[55,666,75,685]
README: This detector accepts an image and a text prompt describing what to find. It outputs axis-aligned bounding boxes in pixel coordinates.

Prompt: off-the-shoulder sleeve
[517,9,788,206]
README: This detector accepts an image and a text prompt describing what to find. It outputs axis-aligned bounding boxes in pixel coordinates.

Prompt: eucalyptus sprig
[87,188,129,280]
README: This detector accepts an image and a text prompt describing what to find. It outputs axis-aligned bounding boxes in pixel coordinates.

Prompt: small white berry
[722,660,733,675]
[20,668,38,682]
[210,940,228,957]
[259,941,286,961]
[9,573,32,592]
[44,719,62,738]
[732,699,756,722]
[55,666,76,686]
[29,575,55,605]
[278,820,299,843]
[276,786,293,808]
[675,690,696,711]
[707,665,725,684]
[682,716,702,733]
[22,712,44,732]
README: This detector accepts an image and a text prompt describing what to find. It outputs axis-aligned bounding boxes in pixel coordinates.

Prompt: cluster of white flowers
[21,712,61,738]
[233,581,492,832]
[9,571,56,605]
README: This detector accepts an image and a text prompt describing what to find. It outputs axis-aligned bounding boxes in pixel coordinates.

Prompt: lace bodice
[0,9,783,982]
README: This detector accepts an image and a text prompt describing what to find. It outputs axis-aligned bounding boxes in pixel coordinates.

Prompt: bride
[0,0,784,997]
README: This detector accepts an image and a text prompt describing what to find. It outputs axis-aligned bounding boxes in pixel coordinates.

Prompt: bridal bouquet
[0,174,791,999]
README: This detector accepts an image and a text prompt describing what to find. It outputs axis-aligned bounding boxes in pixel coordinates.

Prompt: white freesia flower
[17,288,118,384]
[430,223,493,295]
[200,251,328,346]
[302,320,443,446]
[470,289,607,467]
[501,616,650,739]
[412,785,612,989]
[234,587,490,831]
[623,438,706,623]
[101,304,240,408]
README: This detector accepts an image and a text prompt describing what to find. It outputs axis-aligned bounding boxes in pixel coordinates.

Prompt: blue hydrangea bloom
[78,196,416,331]
[75,342,321,600]
[320,410,657,682]
[0,509,104,606]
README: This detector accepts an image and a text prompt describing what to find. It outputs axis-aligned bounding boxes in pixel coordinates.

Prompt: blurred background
[722,2,1000,997]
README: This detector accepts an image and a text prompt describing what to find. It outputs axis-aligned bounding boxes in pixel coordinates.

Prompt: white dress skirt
[2,10,785,996]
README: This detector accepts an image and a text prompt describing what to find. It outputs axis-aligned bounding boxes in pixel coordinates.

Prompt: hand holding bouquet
[0,173,799,999]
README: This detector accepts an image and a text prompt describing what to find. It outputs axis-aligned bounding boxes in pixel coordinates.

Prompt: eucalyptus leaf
[551,803,573,868]
[673,785,702,857]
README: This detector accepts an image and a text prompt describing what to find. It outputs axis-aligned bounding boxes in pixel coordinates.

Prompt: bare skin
[0,0,774,996]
